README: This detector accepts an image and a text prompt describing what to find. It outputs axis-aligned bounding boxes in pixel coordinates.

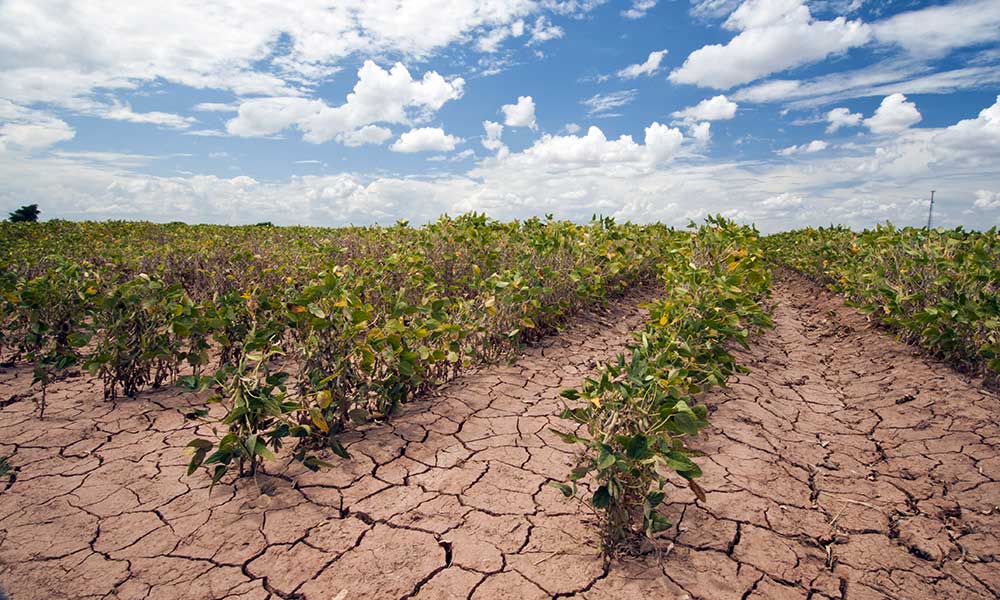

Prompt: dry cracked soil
[0,272,998,600]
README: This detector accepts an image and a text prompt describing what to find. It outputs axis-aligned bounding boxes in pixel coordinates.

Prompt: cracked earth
[1,272,998,600]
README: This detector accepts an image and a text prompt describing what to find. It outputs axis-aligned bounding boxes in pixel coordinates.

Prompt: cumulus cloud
[0,121,75,151]
[7,97,1000,233]
[622,0,657,19]
[501,96,538,129]
[617,50,668,79]
[826,107,863,133]
[669,0,871,89]
[0,101,75,150]
[672,95,738,121]
[390,127,462,153]
[507,123,684,166]
[760,192,803,208]
[0,0,547,109]
[340,125,394,147]
[865,93,921,134]
[777,139,828,155]
[688,121,712,145]
[226,61,464,144]
[481,120,509,158]
[974,190,1000,209]
[935,95,1000,153]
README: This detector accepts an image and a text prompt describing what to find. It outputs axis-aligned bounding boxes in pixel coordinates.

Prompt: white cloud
[501,96,538,129]
[622,0,657,19]
[690,0,742,20]
[670,0,871,89]
[689,121,712,145]
[0,121,75,151]
[7,98,1000,233]
[0,0,547,110]
[563,123,581,134]
[390,127,462,153]
[477,19,526,53]
[428,148,476,162]
[671,95,738,121]
[777,139,828,155]
[0,101,75,150]
[825,107,863,133]
[873,0,1000,58]
[83,101,196,129]
[581,90,637,116]
[865,93,921,134]
[935,95,1000,154]
[226,97,323,138]
[505,123,684,166]
[732,79,802,103]
[617,49,668,79]
[527,16,564,45]
[226,61,464,144]
[194,102,239,113]
[732,57,1000,110]
[974,190,1000,209]
[339,125,393,147]
[760,192,803,208]
[184,129,228,137]
[482,120,508,157]
[49,151,169,168]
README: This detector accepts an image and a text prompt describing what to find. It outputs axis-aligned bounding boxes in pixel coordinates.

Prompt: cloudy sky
[1,0,999,231]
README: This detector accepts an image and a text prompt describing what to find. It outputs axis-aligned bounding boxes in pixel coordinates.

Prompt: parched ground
[0,273,997,600]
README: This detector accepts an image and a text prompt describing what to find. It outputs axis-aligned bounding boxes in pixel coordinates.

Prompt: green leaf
[549,428,582,445]
[549,481,574,497]
[329,435,351,459]
[597,448,616,471]
[592,485,611,509]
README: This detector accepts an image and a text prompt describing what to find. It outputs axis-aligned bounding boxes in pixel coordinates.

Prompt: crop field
[0,217,998,600]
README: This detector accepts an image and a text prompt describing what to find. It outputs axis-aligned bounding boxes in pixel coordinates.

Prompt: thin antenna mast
[926,190,935,229]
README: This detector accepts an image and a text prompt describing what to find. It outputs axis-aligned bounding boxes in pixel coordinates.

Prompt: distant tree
[254,221,274,227]
[8,204,40,223]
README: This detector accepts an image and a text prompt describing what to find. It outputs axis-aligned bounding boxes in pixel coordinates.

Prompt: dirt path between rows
[0,273,997,600]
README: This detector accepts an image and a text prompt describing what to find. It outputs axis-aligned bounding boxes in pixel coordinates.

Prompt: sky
[1,0,999,232]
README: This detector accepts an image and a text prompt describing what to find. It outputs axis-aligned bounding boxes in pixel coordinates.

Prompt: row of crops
[764,225,1000,383]
[4,214,993,551]
[552,217,772,550]
[0,214,684,480]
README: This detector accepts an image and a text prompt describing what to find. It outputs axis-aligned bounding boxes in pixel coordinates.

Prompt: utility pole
[926,190,935,229]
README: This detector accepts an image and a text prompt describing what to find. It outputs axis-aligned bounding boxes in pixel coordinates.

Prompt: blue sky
[1,0,999,231]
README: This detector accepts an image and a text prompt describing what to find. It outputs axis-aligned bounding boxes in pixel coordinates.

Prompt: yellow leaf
[590,397,602,409]
[311,408,329,433]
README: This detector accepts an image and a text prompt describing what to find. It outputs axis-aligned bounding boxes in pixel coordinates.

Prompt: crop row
[764,224,1000,383]
[0,214,683,481]
[551,217,773,551]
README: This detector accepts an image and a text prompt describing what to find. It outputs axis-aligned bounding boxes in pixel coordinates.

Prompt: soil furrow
[0,273,998,600]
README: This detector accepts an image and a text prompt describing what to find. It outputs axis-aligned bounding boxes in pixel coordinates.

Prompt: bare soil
[0,272,997,600]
